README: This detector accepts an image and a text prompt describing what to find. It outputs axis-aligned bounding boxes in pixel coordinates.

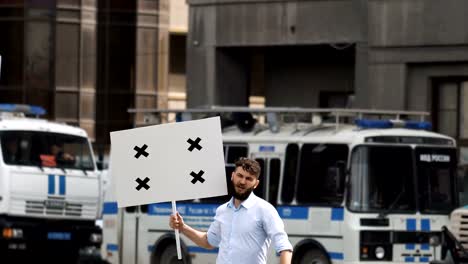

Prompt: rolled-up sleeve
[207,213,221,247]
[264,206,293,253]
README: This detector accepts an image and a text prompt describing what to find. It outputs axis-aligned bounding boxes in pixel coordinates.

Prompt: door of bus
[121,205,148,264]
[251,152,283,205]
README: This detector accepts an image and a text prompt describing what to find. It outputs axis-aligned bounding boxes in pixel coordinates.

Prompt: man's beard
[232,182,255,201]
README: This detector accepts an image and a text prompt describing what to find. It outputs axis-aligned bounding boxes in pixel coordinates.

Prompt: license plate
[45,200,66,209]
[47,232,71,240]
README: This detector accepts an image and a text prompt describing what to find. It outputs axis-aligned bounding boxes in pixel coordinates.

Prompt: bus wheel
[299,249,330,264]
[160,244,184,264]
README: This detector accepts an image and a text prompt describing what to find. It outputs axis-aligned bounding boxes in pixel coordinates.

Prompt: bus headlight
[375,246,385,259]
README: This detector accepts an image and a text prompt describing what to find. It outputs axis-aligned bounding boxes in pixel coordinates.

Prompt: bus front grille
[450,210,468,249]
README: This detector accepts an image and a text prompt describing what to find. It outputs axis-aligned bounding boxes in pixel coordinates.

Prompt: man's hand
[169,212,212,249]
[169,212,185,232]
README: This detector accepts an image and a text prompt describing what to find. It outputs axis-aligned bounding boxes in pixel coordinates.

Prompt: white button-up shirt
[207,193,293,264]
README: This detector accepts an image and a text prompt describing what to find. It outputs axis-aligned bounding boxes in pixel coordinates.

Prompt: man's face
[231,166,259,201]
[51,145,60,155]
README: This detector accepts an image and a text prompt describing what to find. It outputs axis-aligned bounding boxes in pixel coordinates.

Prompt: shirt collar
[227,192,258,209]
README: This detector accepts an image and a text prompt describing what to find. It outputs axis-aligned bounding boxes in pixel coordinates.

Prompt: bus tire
[160,244,190,264]
[299,249,330,264]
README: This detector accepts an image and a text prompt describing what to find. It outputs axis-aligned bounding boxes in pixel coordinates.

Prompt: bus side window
[227,146,248,163]
[254,158,265,199]
[281,144,299,204]
[269,158,281,206]
[140,204,148,213]
[296,144,348,205]
[125,206,137,213]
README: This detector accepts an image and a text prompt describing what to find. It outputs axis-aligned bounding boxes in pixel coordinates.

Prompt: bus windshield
[348,145,458,214]
[416,147,457,214]
[348,145,416,213]
[0,131,94,171]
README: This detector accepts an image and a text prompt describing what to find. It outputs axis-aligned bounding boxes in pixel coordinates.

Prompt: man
[169,157,293,264]
[50,143,75,165]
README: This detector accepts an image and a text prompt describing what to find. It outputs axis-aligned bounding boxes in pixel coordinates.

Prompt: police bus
[102,108,461,264]
[0,104,103,262]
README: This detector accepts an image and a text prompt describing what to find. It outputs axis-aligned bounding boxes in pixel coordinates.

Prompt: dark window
[296,144,348,205]
[269,158,281,206]
[140,204,148,213]
[0,131,94,170]
[226,146,248,163]
[254,158,265,199]
[365,136,453,146]
[416,147,458,213]
[281,144,299,203]
[125,206,137,213]
[432,79,468,141]
[319,91,354,108]
[348,146,415,213]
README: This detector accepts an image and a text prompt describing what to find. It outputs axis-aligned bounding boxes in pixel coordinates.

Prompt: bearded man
[169,157,293,264]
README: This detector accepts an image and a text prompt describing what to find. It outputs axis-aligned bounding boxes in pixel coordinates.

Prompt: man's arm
[263,205,293,263]
[169,212,213,249]
[279,250,292,264]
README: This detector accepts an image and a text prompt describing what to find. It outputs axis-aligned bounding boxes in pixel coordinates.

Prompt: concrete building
[0,0,98,139]
[96,0,169,148]
[186,0,468,163]
[0,0,170,154]
[168,0,188,111]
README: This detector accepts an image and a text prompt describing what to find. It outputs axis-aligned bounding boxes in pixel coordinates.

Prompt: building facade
[0,0,98,138]
[186,0,468,164]
[0,0,169,154]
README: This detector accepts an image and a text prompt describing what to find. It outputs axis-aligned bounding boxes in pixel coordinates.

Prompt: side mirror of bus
[457,165,466,193]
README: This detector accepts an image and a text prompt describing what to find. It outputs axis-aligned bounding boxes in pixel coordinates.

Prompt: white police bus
[102,108,461,264]
[0,104,103,262]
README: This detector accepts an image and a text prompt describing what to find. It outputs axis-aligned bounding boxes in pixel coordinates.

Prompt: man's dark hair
[234,157,261,178]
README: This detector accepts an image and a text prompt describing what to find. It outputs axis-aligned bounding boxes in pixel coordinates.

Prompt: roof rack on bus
[128,106,430,133]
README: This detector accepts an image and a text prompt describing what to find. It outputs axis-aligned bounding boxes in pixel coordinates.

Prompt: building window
[433,80,468,142]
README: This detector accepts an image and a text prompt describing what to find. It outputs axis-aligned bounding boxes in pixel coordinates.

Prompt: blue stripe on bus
[406,219,416,231]
[59,175,66,195]
[103,202,118,215]
[188,246,218,254]
[328,252,344,260]
[331,207,344,221]
[406,244,415,250]
[277,206,308,219]
[48,174,55,195]
[148,203,218,217]
[421,244,430,250]
[420,257,429,262]
[107,244,118,251]
[405,257,415,262]
[421,219,430,231]
[259,145,275,152]
[47,232,71,240]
